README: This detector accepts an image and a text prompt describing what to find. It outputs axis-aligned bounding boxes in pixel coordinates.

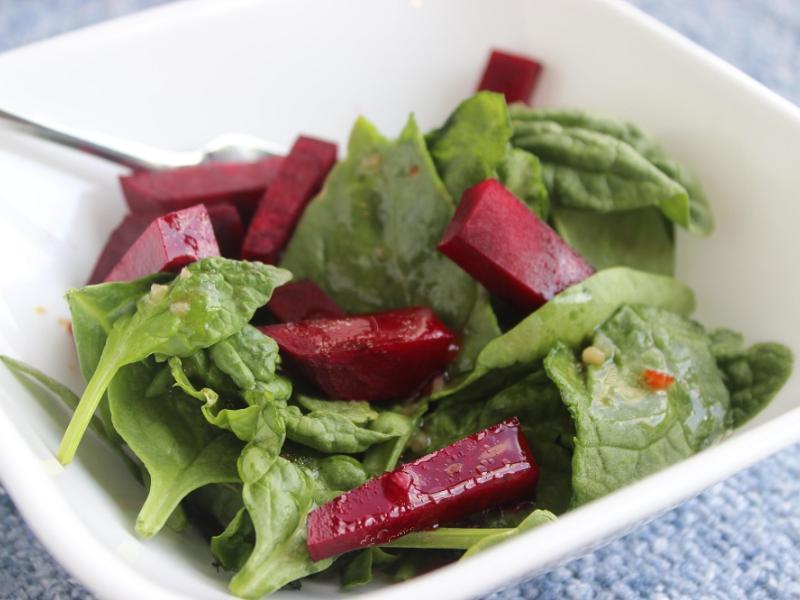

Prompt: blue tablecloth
[1,1,799,598]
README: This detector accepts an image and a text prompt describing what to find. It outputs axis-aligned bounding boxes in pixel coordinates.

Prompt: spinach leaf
[460,510,556,559]
[424,370,573,514]
[184,482,244,536]
[712,337,793,427]
[108,362,243,538]
[437,268,695,405]
[58,258,290,464]
[498,147,549,220]
[211,507,254,572]
[426,91,512,202]
[295,394,378,425]
[304,454,369,494]
[340,548,397,591]
[552,207,674,275]
[509,106,713,235]
[229,457,332,599]
[452,288,502,376]
[362,407,420,476]
[66,274,170,382]
[382,509,555,556]
[208,325,283,393]
[67,273,169,442]
[0,355,106,441]
[512,121,691,227]
[545,305,730,506]
[282,405,395,454]
[279,114,498,372]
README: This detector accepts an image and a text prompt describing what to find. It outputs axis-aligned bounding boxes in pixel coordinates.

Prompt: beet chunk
[478,49,543,105]
[266,280,345,322]
[88,212,157,283]
[306,417,539,560]
[120,157,283,219]
[438,179,594,313]
[241,136,337,264]
[105,204,219,282]
[260,307,456,401]
[205,203,244,258]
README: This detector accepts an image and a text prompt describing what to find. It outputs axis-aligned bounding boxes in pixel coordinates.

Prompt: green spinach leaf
[108,362,243,538]
[497,147,549,220]
[295,394,378,425]
[340,548,397,590]
[426,91,511,202]
[437,268,695,405]
[282,405,395,454]
[509,106,713,235]
[230,457,332,599]
[460,510,556,559]
[552,207,674,275]
[211,507,254,572]
[512,120,691,226]
[545,305,730,506]
[711,335,793,427]
[362,407,420,476]
[58,258,290,464]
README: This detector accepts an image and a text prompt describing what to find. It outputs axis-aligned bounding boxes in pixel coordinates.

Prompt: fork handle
[0,107,194,171]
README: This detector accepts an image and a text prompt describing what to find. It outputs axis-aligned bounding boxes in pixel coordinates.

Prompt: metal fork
[0,107,284,171]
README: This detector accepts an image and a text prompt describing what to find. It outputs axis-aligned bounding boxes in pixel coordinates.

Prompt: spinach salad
[2,50,792,599]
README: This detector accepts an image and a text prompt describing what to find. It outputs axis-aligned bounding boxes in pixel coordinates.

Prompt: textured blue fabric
[0,1,798,598]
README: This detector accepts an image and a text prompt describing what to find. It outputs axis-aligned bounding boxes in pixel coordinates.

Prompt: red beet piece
[266,280,345,322]
[260,307,456,401]
[242,136,337,264]
[105,204,219,282]
[306,417,539,560]
[88,212,157,284]
[478,49,543,105]
[438,179,594,313]
[205,203,244,258]
[120,157,283,219]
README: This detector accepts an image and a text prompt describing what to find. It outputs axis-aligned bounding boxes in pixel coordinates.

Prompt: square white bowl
[0,0,799,599]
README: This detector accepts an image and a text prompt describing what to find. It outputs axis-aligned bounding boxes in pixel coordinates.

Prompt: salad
[1,49,792,598]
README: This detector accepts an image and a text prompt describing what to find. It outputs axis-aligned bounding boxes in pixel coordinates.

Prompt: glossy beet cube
[306,417,539,560]
[260,307,456,401]
[242,136,337,264]
[104,204,219,282]
[88,212,156,284]
[205,203,244,258]
[438,180,594,313]
[266,280,345,322]
[120,157,283,219]
[478,49,543,105]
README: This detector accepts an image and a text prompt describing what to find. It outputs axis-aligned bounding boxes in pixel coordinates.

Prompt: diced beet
[477,49,543,105]
[241,136,337,264]
[259,307,457,401]
[88,212,158,284]
[306,417,539,560]
[438,180,594,313]
[266,280,345,322]
[105,204,219,282]
[120,157,283,219]
[205,203,244,258]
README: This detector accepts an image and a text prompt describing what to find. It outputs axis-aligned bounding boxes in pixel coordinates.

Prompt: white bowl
[0,0,798,598]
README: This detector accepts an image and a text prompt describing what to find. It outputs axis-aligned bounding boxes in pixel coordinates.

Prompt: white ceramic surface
[0,1,799,599]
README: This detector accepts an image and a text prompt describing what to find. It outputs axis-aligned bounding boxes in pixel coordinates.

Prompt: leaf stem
[56,356,120,464]
[381,527,511,550]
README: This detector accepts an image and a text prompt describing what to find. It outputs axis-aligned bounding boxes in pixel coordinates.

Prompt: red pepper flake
[643,369,675,391]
